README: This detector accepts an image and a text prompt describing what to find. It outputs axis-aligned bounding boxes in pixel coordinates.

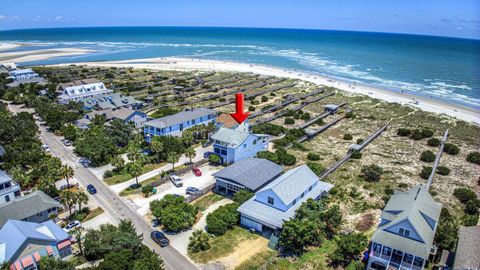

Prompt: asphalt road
[6,103,198,270]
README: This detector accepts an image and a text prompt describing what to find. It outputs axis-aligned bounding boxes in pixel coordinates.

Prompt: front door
[180,123,184,131]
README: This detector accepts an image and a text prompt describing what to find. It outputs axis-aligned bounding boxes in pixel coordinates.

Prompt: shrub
[464,214,479,226]
[206,203,239,235]
[443,143,460,155]
[410,129,424,140]
[208,154,221,164]
[142,185,154,196]
[188,230,211,253]
[453,187,477,204]
[421,129,434,138]
[361,164,384,182]
[465,199,480,215]
[233,189,254,204]
[277,149,297,165]
[345,111,356,119]
[300,113,311,120]
[466,151,480,165]
[307,152,320,161]
[427,138,440,147]
[261,96,268,102]
[356,138,364,144]
[397,128,412,137]
[420,166,433,179]
[150,195,198,232]
[351,151,362,159]
[343,133,353,140]
[103,170,114,179]
[248,106,255,112]
[257,151,279,164]
[437,166,450,176]
[307,162,325,176]
[284,118,295,125]
[252,123,285,136]
[420,150,436,162]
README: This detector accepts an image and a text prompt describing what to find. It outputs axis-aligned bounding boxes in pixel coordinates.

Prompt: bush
[257,151,279,164]
[103,170,114,179]
[356,138,364,144]
[444,143,460,155]
[188,230,211,253]
[276,148,297,166]
[142,185,154,196]
[252,123,285,136]
[300,113,311,120]
[284,117,295,125]
[345,111,355,119]
[427,138,440,147]
[351,151,362,159]
[410,129,424,140]
[343,133,353,140]
[361,164,384,182]
[466,151,480,165]
[420,166,432,179]
[421,129,434,138]
[307,152,320,161]
[261,96,268,102]
[307,162,325,176]
[453,187,477,204]
[248,106,255,112]
[233,189,254,204]
[437,166,450,176]
[397,128,412,137]
[206,203,239,235]
[208,154,221,164]
[465,199,480,215]
[150,195,198,232]
[420,150,436,162]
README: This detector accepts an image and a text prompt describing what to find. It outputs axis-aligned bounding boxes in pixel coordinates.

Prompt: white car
[41,144,50,152]
[63,220,81,232]
[169,175,183,187]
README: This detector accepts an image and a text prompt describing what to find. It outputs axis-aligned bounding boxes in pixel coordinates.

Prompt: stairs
[268,233,279,250]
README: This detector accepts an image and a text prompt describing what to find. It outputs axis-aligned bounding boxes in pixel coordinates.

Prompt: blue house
[210,124,268,164]
[238,165,334,233]
[144,108,217,142]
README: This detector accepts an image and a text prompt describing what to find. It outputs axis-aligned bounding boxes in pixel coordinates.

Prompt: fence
[185,183,216,203]
[147,159,209,188]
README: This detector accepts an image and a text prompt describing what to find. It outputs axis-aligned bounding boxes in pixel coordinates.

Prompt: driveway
[110,146,212,193]
[133,164,222,216]
[168,198,233,256]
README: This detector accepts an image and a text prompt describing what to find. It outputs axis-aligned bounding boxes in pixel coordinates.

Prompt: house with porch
[144,108,217,142]
[214,158,283,197]
[57,79,113,104]
[0,219,72,270]
[237,164,334,233]
[0,170,21,205]
[367,185,442,270]
[210,124,268,164]
[81,108,147,129]
[7,69,39,81]
[0,191,61,228]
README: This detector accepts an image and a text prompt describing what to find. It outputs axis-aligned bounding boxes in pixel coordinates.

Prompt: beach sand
[0,46,93,62]
[55,57,480,125]
[0,43,21,51]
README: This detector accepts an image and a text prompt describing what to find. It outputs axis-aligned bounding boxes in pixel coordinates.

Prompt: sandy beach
[0,46,93,62]
[0,42,22,51]
[55,57,480,125]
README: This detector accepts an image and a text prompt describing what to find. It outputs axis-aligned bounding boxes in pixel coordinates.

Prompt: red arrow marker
[230,92,250,124]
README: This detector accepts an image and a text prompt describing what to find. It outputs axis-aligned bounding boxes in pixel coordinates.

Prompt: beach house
[0,170,21,205]
[237,164,334,233]
[143,108,217,141]
[213,158,283,197]
[0,219,72,269]
[367,185,442,270]
[81,108,147,129]
[0,191,61,228]
[216,113,242,129]
[7,69,39,81]
[210,124,268,164]
[57,79,113,104]
[0,63,17,73]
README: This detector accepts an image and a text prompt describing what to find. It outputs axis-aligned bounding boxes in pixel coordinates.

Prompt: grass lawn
[104,163,164,185]
[83,207,104,222]
[235,250,277,270]
[188,226,259,264]
[119,175,159,196]
[191,192,224,211]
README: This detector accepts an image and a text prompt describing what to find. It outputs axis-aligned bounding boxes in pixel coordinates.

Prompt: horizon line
[1,25,479,41]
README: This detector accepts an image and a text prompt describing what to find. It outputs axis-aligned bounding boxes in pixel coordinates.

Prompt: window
[253,139,257,145]
[382,246,392,256]
[399,228,410,237]
[373,243,382,252]
[243,144,247,149]
[5,195,10,202]
[221,149,227,155]
[413,257,424,267]
[267,197,274,205]
[301,192,304,198]
[192,119,196,124]
[403,253,413,264]
[208,115,212,120]
[214,148,220,154]
[309,186,312,191]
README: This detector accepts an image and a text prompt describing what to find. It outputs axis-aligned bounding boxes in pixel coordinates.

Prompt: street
[6,103,198,270]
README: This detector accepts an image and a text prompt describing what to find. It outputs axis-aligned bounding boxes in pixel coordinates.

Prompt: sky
[1,0,479,39]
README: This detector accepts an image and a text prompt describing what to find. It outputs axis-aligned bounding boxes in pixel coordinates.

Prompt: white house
[7,69,39,81]
[237,165,333,233]
[0,170,21,205]
[57,79,113,104]
[0,63,17,74]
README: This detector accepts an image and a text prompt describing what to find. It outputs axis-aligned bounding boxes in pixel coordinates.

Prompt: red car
[192,167,202,176]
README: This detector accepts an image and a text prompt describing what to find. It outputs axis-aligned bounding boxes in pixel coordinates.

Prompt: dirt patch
[215,237,269,269]
[356,212,376,232]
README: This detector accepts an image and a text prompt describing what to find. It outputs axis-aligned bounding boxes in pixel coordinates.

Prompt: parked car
[192,167,202,177]
[79,158,91,168]
[87,184,97,194]
[169,175,183,187]
[41,144,50,152]
[186,187,200,195]
[63,140,72,146]
[203,151,216,159]
[151,219,160,228]
[150,231,169,247]
[63,220,81,232]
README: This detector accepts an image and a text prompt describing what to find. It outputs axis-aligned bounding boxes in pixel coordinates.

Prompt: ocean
[1,27,479,109]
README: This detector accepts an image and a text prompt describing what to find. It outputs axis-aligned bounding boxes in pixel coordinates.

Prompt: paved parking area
[131,164,222,216]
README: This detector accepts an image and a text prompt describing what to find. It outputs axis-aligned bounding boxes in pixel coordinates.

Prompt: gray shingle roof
[213,158,283,190]
[371,185,442,259]
[146,108,216,129]
[454,226,480,270]
[0,191,61,227]
[261,164,319,206]
[211,127,251,148]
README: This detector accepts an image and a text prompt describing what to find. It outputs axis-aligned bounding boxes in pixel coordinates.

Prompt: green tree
[420,150,436,162]
[208,154,221,164]
[181,130,195,146]
[279,218,326,254]
[206,203,240,235]
[60,189,77,216]
[76,190,89,211]
[185,147,196,164]
[69,227,85,255]
[188,229,211,253]
[329,232,368,266]
[167,152,180,171]
[39,256,75,270]
[10,165,32,189]
[111,155,125,171]
[150,195,198,232]
[127,161,143,185]
[61,124,78,141]
[361,164,384,182]
[106,119,134,147]
[233,189,254,204]
[61,165,74,188]
[150,136,164,163]
[133,247,165,270]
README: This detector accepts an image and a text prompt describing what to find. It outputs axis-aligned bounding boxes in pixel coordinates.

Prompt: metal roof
[211,127,251,148]
[0,191,61,227]
[146,108,216,129]
[371,185,442,259]
[213,158,283,191]
[0,170,12,184]
[454,226,480,270]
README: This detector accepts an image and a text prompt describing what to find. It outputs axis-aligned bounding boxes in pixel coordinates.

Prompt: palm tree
[75,191,89,212]
[69,227,85,255]
[61,165,74,188]
[167,152,180,172]
[60,189,76,217]
[10,165,31,189]
[127,161,143,185]
[111,155,125,172]
[185,147,196,164]
[181,130,194,146]
[150,137,164,164]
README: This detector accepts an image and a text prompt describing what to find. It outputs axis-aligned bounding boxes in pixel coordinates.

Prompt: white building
[7,69,39,81]
[57,79,113,104]
[0,63,17,74]
[0,170,21,205]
